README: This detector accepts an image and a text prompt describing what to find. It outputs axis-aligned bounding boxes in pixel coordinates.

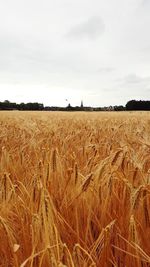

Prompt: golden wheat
[0,111,150,267]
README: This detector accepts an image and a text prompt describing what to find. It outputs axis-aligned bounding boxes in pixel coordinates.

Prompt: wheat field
[0,111,150,267]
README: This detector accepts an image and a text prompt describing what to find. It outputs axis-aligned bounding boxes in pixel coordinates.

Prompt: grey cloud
[123,74,150,84]
[97,67,115,73]
[142,0,150,6]
[66,16,105,40]
[115,74,150,99]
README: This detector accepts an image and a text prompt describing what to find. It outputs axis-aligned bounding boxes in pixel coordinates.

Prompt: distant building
[81,100,83,108]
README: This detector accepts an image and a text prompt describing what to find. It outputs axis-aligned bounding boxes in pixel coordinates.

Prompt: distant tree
[19,103,25,110]
[126,100,150,111]
[66,103,73,111]
[4,100,10,109]
[0,100,17,110]
[114,105,125,111]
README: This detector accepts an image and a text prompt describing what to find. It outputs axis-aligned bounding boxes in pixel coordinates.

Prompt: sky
[0,0,150,107]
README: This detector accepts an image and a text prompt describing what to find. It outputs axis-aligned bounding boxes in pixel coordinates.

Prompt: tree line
[0,100,150,111]
[0,100,44,110]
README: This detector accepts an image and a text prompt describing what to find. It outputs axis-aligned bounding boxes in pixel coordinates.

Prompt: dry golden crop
[0,111,150,267]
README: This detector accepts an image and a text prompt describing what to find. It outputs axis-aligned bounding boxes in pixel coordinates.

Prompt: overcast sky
[0,0,150,107]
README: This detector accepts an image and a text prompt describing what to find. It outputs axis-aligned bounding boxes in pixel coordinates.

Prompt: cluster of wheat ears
[0,111,150,267]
